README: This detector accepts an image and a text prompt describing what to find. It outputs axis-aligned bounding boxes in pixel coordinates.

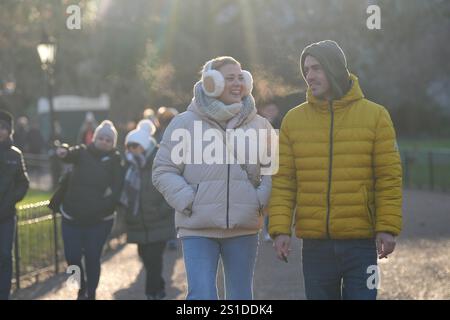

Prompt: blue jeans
[302,239,378,300]
[0,216,16,300]
[181,234,259,300]
[61,219,113,299]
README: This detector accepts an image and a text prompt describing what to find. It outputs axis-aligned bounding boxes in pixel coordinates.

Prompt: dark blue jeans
[0,216,16,300]
[61,219,113,299]
[302,239,378,300]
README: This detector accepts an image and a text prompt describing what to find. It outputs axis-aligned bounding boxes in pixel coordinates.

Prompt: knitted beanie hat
[300,40,351,100]
[125,119,157,151]
[93,120,118,147]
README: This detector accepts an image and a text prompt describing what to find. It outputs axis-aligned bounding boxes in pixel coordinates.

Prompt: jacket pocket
[188,183,199,211]
[252,186,264,216]
[243,179,263,217]
[362,186,375,231]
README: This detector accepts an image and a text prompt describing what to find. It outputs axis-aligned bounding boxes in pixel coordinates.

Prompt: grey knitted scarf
[193,81,256,129]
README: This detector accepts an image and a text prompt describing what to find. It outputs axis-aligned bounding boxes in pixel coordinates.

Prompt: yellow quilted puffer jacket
[269,74,402,239]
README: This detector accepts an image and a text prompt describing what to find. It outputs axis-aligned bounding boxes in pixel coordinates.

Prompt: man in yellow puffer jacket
[268,40,402,300]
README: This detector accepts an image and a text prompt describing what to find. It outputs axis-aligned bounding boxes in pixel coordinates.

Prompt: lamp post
[37,32,57,142]
[37,32,61,190]
[37,33,60,273]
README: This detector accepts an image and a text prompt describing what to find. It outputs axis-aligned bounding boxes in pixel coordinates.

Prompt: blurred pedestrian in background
[78,112,98,145]
[0,110,29,300]
[121,119,175,300]
[55,120,124,300]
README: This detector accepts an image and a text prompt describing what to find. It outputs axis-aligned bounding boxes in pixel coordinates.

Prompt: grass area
[398,138,450,150]
[15,189,61,277]
[396,138,450,191]
[15,216,63,275]
[17,189,53,207]
[403,163,450,191]
[14,198,64,278]
[14,183,60,277]
[401,149,450,191]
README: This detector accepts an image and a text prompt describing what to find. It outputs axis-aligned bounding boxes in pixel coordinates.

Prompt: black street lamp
[37,33,60,273]
[37,32,57,142]
[37,32,62,194]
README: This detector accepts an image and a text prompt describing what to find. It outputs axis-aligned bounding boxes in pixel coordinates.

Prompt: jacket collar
[306,73,364,113]
[0,137,12,152]
[187,99,257,130]
[87,143,115,159]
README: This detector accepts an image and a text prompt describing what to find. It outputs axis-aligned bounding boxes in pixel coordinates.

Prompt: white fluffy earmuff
[241,70,253,97]
[201,60,254,97]
[202,61,225,97]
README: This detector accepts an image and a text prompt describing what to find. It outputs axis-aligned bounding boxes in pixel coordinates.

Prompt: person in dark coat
[0,110,29,300]
[55,120,124,300]
[120,119,175,300]
[155,106,178,143]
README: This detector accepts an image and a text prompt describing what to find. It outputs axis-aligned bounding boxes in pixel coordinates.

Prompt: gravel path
[12,189,450,300]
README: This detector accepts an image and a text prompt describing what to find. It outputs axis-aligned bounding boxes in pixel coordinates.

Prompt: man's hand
[273,235,291,262]
[376,232,396,259]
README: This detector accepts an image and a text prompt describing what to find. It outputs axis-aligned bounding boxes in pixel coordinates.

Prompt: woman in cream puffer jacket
[152,56,275,300]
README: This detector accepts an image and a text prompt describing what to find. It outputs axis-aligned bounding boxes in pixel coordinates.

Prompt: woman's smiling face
[217,63,245,105]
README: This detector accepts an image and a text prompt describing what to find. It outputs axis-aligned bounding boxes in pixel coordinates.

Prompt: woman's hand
[181,201,193,217]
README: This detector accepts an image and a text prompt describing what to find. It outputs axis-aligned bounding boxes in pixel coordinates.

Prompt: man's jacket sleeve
[373,108,403,236]
[268,116,297,236]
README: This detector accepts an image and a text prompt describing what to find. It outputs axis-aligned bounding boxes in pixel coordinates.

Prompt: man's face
[265,104,279,119]
[0,121,10,142]
[303,55,331,100]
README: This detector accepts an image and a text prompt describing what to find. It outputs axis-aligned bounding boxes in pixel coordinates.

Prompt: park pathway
[12,189,450,300]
